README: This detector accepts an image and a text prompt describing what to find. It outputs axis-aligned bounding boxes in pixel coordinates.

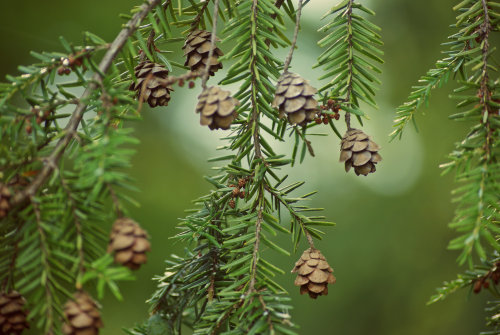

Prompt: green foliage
[394,0,499,332]
[1,0,383,333]
[314,0,383,119]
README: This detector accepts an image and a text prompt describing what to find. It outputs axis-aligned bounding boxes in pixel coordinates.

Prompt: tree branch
[11,0,162,208]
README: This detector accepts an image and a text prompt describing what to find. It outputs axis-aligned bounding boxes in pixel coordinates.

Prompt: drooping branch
[11,0,162,208]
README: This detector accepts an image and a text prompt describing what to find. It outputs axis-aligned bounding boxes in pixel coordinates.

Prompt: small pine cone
[339,128,382,176]
[129,61,173,108]
[62,291,103,335]
[272,72,318,126]
[0,184,11,219]
[196,86,239,130]
[0,291,29,335]
[107,217,151,270]
[291,248,336,299]
[183,30,223,76]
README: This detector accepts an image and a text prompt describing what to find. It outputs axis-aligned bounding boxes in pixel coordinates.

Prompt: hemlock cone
[0,291,29,335]
[183,30,223,76]
[0,184,11,219]
[291,248,336,299]
[129,61,173,108]
[107,217,151,270]
[272,72,318,126]
[196,86,239,130]
[339,128,382,176]
[62,291,102,335]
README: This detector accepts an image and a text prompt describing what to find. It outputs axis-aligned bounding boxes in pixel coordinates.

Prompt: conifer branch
[11,0,162,208]
[32,197,55,334]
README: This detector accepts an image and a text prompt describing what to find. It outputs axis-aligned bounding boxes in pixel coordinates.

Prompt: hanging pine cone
[339,128,382,176]
[0,184,11,219]
[183,30,223,76]
[272,72,318,126]
[62,291,102,335]
[291,248,336,299]
[196,86,239,130]
[0,291,29,335]
[128,61,173,107]
[107,217,151,270]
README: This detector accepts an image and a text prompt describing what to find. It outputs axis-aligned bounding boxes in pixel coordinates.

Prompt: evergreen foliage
[0,0,384,332]
[393,0,499,333]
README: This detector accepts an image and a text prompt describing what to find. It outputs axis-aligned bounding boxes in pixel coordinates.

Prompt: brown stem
[141,0,172,62]
[107,183,123,218]
[201,0,221,89]
[345,111,351,130]
[344,0,354,130]
[282,0,303,73]
[479,0,493,160]
[190,0,211,30]
[11,0,163,208]
[248,187,264,293]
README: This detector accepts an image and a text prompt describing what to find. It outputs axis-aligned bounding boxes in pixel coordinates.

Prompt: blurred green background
[0,0,490,334]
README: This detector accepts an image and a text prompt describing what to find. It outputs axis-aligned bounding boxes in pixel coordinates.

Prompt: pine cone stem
[282,0,304,73]
[201,0,221,89]
[345,111,351,130]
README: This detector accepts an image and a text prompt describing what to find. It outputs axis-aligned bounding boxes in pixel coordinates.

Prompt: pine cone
[339,128,382,176]
[291,248,336,299]
[0,184,11,219]
[183,30,223,76]
[62,291,102,335]
[129,61,173,108]
[196,86,239,130]
[0,291,29,335]
[272,72,318,126]
[107,217,151,270]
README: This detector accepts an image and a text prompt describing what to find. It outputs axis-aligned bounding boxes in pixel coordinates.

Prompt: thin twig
[201,0,221,89]
[11,0,163,208]
[282,0,303,73]
[107,182,123,218]
[248,187,264,293]
[190,0,211,30]
[344,0,354,130]
[141,0,172,62]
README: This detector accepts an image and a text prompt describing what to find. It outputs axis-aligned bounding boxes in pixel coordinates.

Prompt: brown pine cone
[196,86,239,130]
[291,248,336,299]
[0,291,29,335]
[62,291,102,335]
[0,184,11,219]
[129,61,173,107]
[107,217,151,270]
[272,72,318,126]
[183,30,223,76]
[339,128,382,176]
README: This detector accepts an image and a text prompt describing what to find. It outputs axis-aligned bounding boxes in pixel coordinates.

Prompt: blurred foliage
[0,0,492,334]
